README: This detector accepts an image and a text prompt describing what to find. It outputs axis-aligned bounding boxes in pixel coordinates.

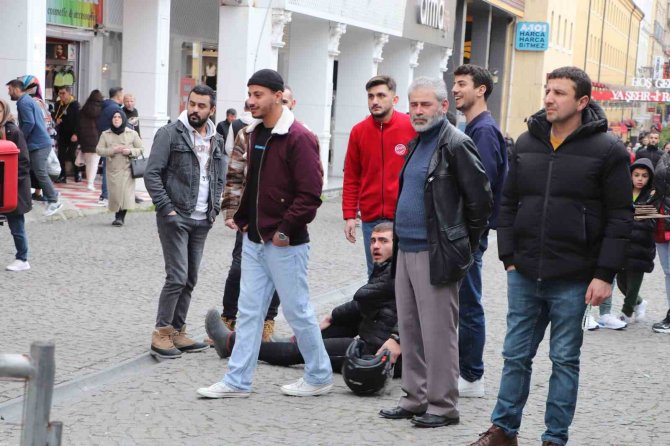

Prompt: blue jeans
[223,235,332,391]
[458,232,488,382]
[100,157,108,199]
[492,270,588,446]
[362,219,392,276]
[6,214,28,261]
[656,242,670,308]
[29,147,58,202]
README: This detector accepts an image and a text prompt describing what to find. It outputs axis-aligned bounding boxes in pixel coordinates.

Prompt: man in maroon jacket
[197,69,332,399]
[343,75,416,276]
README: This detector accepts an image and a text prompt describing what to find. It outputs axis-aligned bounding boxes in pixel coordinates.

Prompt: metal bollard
[20,342,58,446]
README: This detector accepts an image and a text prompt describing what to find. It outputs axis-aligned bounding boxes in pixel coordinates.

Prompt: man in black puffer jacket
[470,67,632,446]
[635,129,662,167]
[205,222,402,375]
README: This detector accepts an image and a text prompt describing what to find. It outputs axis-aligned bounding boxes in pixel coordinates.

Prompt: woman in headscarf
[78,89,104,192]
[0,99,32,271]
[96,110,143,226]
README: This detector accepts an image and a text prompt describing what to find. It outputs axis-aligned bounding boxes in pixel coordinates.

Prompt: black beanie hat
[247,69,284,92]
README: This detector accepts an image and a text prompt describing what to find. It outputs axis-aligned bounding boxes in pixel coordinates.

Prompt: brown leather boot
[468,425,518,446]
[173,325,209,353]
[262,320,275,342]
[150,325,182,359]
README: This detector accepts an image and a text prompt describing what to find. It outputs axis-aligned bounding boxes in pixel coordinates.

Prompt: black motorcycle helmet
[342,339,393,395]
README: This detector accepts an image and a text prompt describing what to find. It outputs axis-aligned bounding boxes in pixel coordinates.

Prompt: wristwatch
[277,232,289,241]
[389,334,400,345]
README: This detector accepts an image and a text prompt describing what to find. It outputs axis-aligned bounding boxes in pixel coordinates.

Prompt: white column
[414,44,453,79]
[216,4,275,119]
[378,39,424,113]
[271,10,292,64]
[287,19,345,190]
[331,29,388,178]
[0,0,46,111]
[121,0,170,151]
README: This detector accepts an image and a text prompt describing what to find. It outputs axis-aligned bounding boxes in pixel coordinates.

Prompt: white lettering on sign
[631,77,670,89]
[515,22,549,51]
[418,0,445,30]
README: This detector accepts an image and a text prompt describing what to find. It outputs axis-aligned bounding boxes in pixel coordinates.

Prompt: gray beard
[414,112,446,133]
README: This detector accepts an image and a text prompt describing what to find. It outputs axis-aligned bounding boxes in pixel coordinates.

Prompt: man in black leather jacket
[205,222,402,375]
[380,77,492,429]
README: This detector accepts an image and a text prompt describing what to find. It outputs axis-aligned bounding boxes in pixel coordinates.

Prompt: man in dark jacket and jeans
[197,69,332,399]
[145,84,226,359]
[379,76,492,428]
[469,67,632,446]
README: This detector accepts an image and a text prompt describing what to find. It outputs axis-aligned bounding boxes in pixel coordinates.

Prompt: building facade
[0,0,454,188]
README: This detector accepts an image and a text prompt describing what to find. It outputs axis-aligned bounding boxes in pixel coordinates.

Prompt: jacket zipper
[255,134,272,241]
[537,146,555,281]
[380,122,385,220]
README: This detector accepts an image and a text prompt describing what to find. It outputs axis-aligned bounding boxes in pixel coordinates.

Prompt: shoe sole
[652,327,670,333]
[205,310,231,359]
[178,345,209,353]
[150,350,182,359]
[196,389,250,399]
[280,383,333,397]
[598,324,627,330]
[379,412,424,420]
[411,418,460,428]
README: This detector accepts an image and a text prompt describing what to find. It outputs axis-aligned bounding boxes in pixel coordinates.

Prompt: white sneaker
[196,381,249,399]
[619,313,634,325]
[43,201,63,217]
[634,300,648,322]
[598,313,627,330]
[6,259,30,272]
[585,314,600,331]
[96,198,108,206]
[86,184,96,192]
[280,378,332,396]
[458,376,485,398]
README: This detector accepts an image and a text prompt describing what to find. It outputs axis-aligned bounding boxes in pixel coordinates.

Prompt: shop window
[46,40,79,104]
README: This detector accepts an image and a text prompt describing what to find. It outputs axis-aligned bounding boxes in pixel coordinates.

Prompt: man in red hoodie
[343,75,416,275]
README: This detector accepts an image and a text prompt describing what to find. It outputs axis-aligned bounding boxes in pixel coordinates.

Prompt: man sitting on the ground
[204,222,401,375]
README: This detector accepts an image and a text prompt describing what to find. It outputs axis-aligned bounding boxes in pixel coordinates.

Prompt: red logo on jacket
[394,144,407,156]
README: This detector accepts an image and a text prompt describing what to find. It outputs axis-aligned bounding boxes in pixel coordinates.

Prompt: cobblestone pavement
[2,197,669,445]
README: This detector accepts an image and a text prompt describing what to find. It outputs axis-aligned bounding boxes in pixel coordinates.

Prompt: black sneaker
[652,309,670,334]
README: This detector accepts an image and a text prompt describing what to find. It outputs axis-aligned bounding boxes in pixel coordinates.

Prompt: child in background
[617,158,656,323]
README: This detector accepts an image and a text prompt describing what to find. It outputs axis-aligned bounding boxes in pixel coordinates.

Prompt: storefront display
[45,40,79,103]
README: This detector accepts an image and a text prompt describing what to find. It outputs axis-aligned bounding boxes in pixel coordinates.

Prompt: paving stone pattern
[1,197,668,445]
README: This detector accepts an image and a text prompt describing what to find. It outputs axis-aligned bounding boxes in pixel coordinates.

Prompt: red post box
[0,140,19,214]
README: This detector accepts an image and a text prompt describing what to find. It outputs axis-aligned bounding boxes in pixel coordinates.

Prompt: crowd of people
[4,63,670,445]
[1,76,143,270]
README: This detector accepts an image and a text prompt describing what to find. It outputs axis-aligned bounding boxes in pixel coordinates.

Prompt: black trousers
[57,140,78,177]
[222,231,280,321]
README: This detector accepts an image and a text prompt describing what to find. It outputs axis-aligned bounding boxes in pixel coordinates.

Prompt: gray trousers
[396,250,460,419]
[155,213,211,329]
[29,146,58,202]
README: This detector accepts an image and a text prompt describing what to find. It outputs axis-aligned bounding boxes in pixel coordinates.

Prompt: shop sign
[515,22,549,51]
[47,0,103,29]
[593,88,670,103]
[417,0,445,30]
[631,77,670,89]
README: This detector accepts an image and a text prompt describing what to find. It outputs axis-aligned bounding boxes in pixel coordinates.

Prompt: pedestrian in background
[650,151,670,334]
[53,86,81,183]
[635,129,662,167]
[122,93,140,137]
[6,78,62,217]
[95,110,143,226]
[0,99,32,271]
[78,89,104,192]
[96,87,124,206]
[145,84,225,358]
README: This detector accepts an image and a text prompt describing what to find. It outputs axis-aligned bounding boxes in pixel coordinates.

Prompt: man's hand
[506,265,516,272]
[224,218,238,230]
[344,219,356,243]
[319,314,332,331]
[167,210,177,216]
[272,231,290,247]
[121,148,131,155]
[585,278,612,306]
[376,338,401,364]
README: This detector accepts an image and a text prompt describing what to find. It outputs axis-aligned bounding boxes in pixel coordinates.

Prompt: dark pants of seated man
[228,319,401,376]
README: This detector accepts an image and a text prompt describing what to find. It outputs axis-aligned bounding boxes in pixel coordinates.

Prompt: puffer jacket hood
[527,101,608,143]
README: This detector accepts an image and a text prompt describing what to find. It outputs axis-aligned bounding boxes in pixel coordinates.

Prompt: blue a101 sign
[515,22,549,51]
